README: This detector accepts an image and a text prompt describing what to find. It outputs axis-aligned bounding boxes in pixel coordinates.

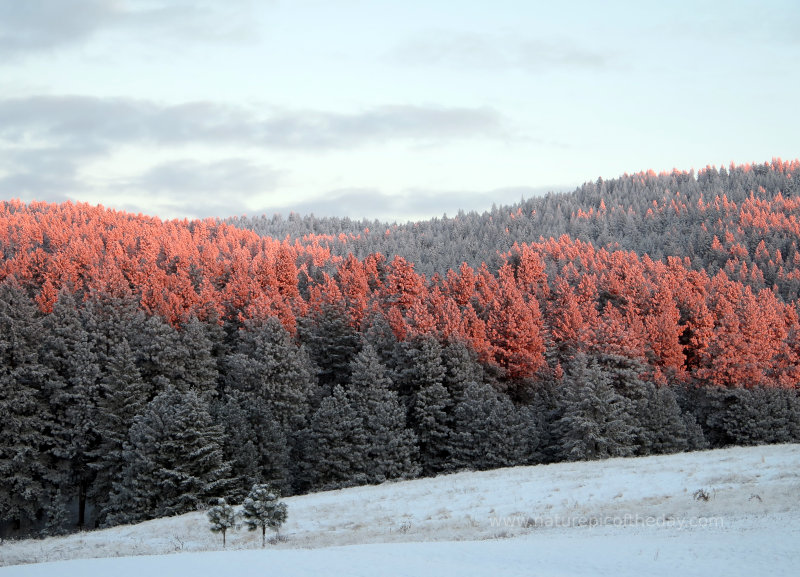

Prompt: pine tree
[362,311,399,368]
[700,386,800,446]
[305,385,370,490]
[40,289,101,529]
[485,264,546,380]
[241,484,288,547]
[178,315,221,401]
[105,386,231,526]
[299,303,361,390]
[347,344,419,483]
[215,390,290,500]
[223,317,317,494]
[392,334,446,406]
[637,385,691,455]
[593,354,652,453]
[81,292,147,371]
[449,381,530,470]
[441,338,485,402]
[410,379,453,475]
[207,498,236,548]
[135,315,188,391]
[553,354,636,461]
[88,338,151,526]
[0,279,53,534]
[224,317,315,432]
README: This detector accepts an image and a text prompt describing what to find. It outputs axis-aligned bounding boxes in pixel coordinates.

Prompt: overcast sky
[1,0,798,222]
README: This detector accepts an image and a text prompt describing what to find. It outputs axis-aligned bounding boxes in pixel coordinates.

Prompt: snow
[2,444,799,576]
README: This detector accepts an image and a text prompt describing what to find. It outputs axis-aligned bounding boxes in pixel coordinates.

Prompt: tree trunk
[222,529,226,548]
[262,525,266,548]
[78,480,86,529]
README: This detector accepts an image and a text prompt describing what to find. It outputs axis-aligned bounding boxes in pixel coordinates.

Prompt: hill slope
[2,444,798,576]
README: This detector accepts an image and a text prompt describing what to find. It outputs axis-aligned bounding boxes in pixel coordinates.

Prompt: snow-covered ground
[2,444,799,576]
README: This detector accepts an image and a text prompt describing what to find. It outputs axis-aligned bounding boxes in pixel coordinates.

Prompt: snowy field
[2,444,799,576]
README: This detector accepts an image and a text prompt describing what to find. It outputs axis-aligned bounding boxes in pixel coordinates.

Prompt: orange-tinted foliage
[1,198,799,387]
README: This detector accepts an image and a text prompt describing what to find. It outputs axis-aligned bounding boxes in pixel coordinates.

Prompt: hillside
[2,444,799,576]
[228,159,800,299]
[2,160,800,537]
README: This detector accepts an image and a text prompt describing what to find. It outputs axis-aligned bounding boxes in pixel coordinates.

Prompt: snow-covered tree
[410,380,453,475]
[449,381,531,470]
[88,339,151,526]
[207,498,236,547]
[215,390,290,500]
[305,385,369,490]
[241,484,288,547]
[105,386,231,526]
[299,302,360,390]
[40,289,101,529]
[347,344,419,482]
[553,354,636,461]
[0,279,53,533]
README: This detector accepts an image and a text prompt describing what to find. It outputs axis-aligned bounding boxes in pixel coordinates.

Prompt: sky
[0,0,798,223]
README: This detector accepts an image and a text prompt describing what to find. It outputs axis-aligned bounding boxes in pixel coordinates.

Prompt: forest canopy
[1,159,799,538]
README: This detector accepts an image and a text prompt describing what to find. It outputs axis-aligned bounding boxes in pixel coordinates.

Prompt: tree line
[1,279,798,538]
[229,158,800,300]
[1,159,800,537]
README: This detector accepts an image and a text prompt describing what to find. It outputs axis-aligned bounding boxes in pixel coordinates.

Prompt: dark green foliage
[637,385,692,455]
[207,498,236,547]
[105,386,231,526]
[347,344,420,482]
[241,484,288,547]
[592,354,651,451]
[524,377,565,463]
[222,317,316,495]
[362,312,398,368]
[42,489,70,537]
[135,315,188,389]
[305,385,370,490]
[299,303,361,390]
[88,339,151,526]
[80,292,147,370]
[410,380,453,475]
[178,315,221,401]
[682,411,709,451]
[392,335,446,407]
[696,386,800,446]
[441,338,485,402]
[0,280,53,532]
[224,317,316,432]
[40,289,101,529]
[553,355,636,461]
[215,390,290,500]
[449,381,533,471]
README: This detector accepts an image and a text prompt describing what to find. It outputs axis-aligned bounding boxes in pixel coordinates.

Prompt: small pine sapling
[207,498,236,548]
[241,484,288,547]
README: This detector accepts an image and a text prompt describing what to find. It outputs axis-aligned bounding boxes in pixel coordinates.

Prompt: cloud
[0,0,119,59]
[0,171,79,202]
[0,152,279,219]
[391,31,608,73]
[0,96,508,150]
[133,158,280,198]
[255,105,507,149]
[0,140,106,200]
[0,0,259,62]
[0,95,512,220]
[109,190,254,221]
[124,158,281,218]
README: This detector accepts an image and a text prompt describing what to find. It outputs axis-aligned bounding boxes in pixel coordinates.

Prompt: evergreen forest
[2,159,800,537]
